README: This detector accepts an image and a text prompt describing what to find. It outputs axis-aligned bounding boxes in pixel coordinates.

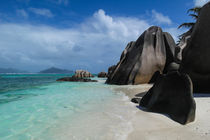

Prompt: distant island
[39,67,73,74]
[0,68,29,73]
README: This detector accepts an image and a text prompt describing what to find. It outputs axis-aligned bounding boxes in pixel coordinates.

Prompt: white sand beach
[114,85,210,140]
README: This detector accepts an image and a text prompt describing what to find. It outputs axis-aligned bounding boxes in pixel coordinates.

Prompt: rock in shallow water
[73,70,94,78]
[131,98,140,104]
[56,77,97,82]
[98,72,108,78]
[140,72,196,125]
[106,26,177,85]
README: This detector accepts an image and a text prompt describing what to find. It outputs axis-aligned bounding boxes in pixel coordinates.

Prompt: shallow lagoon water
[0,74,136,140]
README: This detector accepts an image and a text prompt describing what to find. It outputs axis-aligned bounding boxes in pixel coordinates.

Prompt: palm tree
[178,6,201,29]
[178,22,195,29]
[177,6,202,41]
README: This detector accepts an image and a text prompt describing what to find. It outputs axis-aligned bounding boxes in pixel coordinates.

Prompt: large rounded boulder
[179,2,210,93]
[140,72,196,125]
[106,26,177,85]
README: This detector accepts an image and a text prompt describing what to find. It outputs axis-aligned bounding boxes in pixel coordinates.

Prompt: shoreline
[112,84,210,140]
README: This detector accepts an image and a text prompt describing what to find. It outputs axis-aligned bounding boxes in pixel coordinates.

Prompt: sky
[0,0,209,73]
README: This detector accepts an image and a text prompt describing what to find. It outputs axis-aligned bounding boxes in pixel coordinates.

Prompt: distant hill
[0,68,29,73]
[39,67,73,74]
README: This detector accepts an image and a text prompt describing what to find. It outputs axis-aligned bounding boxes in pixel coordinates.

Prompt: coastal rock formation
[107,65,116,77]
[176,30,192,63]
[106,26,177,85]
[73,70,94,78]
[56,77,97,82]
[98,72,108,78]
[179,2,210,93]
[140,72,196,124]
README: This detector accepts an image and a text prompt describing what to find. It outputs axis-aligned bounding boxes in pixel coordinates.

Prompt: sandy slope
[114,85,210,140]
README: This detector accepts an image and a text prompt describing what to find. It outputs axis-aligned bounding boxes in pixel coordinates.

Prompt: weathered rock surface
[166,62,180,72]
[106,26,177,85]
[73,70,94,78]
[107,65,116,77]
[148,71,161,84]
[56,77,97,82]
[140,72,196,124]
[179,2,210,93]
[98,72,108,78]
[176,29,192,63]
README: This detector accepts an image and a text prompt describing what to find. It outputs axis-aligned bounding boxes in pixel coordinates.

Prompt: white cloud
[29,8,54,18]
[0,9,180,73]
[151,10,172,25]
[194,0,210,6]
[16,9,28,18]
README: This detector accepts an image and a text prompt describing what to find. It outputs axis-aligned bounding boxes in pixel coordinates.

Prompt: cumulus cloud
[194,0,210,6]
[0,9,180,73]
[28,8,54,18]
[16,9,28,18]
[151,10,172,25]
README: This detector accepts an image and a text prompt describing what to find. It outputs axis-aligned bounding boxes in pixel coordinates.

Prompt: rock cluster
[56,77,97,82]
[74,70,94,78]
[98,72,108,78]
[105,25,197,124]
[106,26,177,85]
[105,2,210,125]
[56,70,95,82]
[139,3,210,124]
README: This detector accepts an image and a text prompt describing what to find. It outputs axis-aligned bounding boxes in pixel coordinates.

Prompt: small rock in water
[131,98,140,104]
[73,70,94,78]
[56,77,98,82]
[98,72,108,78]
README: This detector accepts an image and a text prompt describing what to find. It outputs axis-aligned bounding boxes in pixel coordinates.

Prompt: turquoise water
[0,74,136,140]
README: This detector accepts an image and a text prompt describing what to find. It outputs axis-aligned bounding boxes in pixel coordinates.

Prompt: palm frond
[187,7,202,14]
[189,14,199,20]
[178,22,195,29]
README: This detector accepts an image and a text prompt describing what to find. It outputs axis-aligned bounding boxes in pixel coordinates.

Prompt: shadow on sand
[193,93,210,98]
[135,91,210,98]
